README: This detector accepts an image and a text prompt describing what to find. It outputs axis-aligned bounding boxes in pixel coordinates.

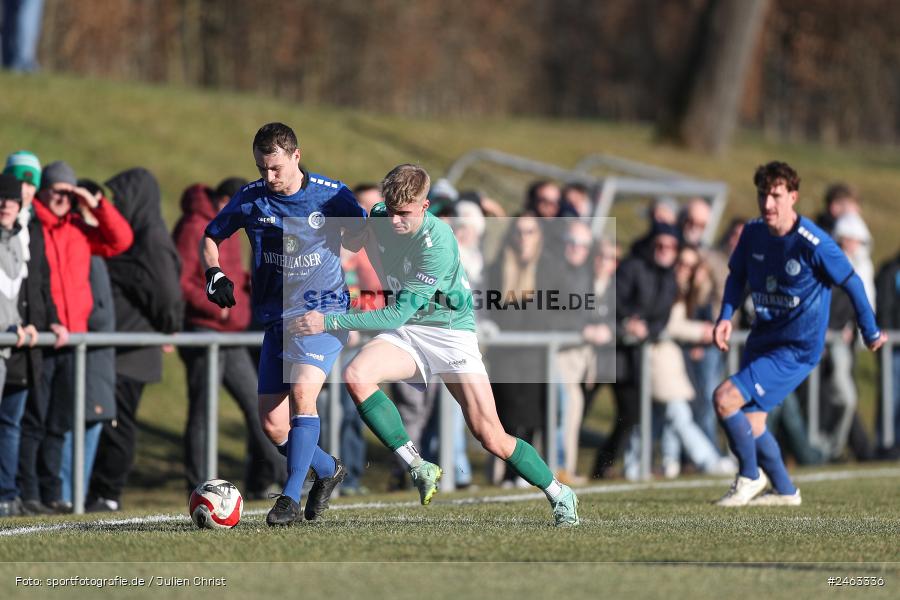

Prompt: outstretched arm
[291,289,428,335]
[813,235,884,351]
[841,272,886,350]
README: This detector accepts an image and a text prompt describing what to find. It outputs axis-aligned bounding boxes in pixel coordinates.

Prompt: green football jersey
[327,202,476,332]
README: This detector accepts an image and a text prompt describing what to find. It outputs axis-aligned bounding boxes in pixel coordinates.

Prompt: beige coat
[650,301,708,402]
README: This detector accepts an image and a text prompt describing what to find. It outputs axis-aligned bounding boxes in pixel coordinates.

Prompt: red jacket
[343,248,385,311]
[172,184,251,331]
[34,197,134,332]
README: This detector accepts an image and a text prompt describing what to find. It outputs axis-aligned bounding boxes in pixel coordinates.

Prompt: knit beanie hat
[3,150,41,188]
[41,161,77,188]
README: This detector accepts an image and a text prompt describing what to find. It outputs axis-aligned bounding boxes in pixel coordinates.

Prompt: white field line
[1,467,898,538]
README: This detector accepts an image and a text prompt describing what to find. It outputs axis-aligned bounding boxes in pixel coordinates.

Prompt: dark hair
[214,177,248,199]
[717,216,747,248]
[824,182,858,207]
[77,178,105,198]
[753,161,800,193]
[524,180,560,214]
[252,122,298,155]
[563,182,588,195]
[353,182,380,195]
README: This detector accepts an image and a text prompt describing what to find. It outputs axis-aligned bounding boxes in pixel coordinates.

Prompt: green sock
[506,438,554,490]
[357,390,412,451]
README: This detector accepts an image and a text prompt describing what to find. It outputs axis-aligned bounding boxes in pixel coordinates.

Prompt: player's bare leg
[441,372,579,527]
[344,339,419,404]
[258,393,290,447]
[714,380,768,506]
[344,340,443,504]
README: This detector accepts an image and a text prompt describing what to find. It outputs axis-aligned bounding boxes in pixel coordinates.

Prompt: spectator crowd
[0,150,898,517]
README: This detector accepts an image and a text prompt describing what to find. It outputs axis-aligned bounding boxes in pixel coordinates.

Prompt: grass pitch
[1,466,898,599]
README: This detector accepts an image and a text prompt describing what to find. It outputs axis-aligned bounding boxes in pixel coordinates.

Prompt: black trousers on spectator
[593,379,640,478]
[88,376,144,502]
[178,344,283,494]
[17,350,75,502]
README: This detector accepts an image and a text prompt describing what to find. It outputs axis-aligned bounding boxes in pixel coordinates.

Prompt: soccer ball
[189,479,243,529]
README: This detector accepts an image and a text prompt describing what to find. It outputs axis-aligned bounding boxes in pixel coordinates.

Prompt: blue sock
[310,447,336,479]
[721,411,759,479]
[755,429,797,494]
[282,416,321,502]
[275,434,334,477]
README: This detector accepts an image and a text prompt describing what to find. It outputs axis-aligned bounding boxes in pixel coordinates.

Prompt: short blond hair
[382,164,430,210]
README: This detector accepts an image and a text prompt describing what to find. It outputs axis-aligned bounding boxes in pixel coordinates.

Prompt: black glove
[205,267,236,308]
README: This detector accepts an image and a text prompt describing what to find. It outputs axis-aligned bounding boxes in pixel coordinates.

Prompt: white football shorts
[375,324,487,390]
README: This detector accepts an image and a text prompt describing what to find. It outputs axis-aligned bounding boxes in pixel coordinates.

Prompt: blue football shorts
[730,345,817,413]
[257,323,347,395]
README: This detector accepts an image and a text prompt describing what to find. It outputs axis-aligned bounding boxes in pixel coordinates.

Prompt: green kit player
[292,164,579,527]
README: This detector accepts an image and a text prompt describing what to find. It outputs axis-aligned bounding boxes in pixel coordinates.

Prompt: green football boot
[409,461,443,505]
[551,485,580,527]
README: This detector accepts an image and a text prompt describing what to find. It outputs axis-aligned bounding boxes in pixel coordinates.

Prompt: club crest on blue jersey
[308,211,325,229]
[785,259,801,276]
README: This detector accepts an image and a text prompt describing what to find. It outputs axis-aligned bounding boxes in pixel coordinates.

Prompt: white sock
[395,441,423,468]
[543,479,563,501]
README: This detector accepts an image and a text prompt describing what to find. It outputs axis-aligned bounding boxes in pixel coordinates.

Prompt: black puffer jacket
[614,253,678,382]
[6,213,61,389]
[85,256,117,421]
[104,168,183,383]
[876,253,900,331]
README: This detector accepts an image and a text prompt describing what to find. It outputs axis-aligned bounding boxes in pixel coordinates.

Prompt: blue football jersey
[205,170,366,326]
[729,216,853,363]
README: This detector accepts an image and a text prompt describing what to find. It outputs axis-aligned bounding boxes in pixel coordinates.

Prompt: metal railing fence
[0,328,894,514]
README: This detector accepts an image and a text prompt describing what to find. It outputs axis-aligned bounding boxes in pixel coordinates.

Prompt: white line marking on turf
[1,467,898,538]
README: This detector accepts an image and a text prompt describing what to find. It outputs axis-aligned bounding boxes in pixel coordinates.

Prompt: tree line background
[36,0,900,146]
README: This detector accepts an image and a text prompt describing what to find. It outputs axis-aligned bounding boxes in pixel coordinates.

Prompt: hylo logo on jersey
[283,235,301,255]
[258,215,277,225]
[305,352,325,362]
[785,259,801,276]
[403,258,412,274]
[415,272,436,286]
[308,211,325,229]
[754,383,766,397]
[766,275,778,292]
